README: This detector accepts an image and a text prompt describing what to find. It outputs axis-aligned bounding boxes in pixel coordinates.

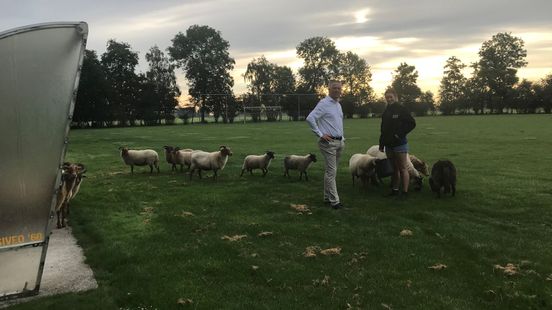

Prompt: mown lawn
[10,115,552,309]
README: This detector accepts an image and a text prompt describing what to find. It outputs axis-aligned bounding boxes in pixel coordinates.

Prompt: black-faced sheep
[283,153,317,181]
[429,159,457,198]
[119,147,160,174]
[163,146,178,171]
[55,162,86,228]
[190,146,232,180]
[241,151,275,177]
[348,154,377,186]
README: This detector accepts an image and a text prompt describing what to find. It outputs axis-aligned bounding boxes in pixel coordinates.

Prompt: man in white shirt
[306,80,345,209]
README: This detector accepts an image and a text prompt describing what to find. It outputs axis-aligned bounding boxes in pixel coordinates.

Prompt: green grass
[10,115,552,309]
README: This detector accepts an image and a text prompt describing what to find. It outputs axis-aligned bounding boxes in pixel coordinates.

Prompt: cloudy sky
[2,0,552,100]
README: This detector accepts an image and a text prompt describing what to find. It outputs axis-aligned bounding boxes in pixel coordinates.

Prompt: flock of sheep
[54,144,456,228]
[117,144,455,195]
[119,145,319,181]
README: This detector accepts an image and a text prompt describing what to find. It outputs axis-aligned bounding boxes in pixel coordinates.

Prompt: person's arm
[398,107,416,137]
[306,103,324,138]
[379,110,386,151]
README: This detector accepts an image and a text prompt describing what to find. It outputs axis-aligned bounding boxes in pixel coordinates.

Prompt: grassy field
[10,115,552,309]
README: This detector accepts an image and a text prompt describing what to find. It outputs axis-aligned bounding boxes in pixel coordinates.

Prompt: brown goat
[55,162,86,228]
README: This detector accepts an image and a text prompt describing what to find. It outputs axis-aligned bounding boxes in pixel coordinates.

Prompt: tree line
[73,26,552,128]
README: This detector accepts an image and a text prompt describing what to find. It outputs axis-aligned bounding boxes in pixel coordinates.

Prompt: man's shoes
[331,202,343,209]
[384,189,400,197]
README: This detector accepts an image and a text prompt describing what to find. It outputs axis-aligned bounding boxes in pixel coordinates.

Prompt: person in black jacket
[379,88,416,198]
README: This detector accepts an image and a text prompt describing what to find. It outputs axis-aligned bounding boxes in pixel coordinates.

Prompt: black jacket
[379,103,416,148]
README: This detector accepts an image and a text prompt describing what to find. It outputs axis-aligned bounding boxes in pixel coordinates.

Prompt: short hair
[384,88,398,97]
[328,80,342,87]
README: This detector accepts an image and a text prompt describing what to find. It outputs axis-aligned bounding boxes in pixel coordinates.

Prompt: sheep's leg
[240,169,245,177]
[156,163,160,173]
[56,210,62,229]
[262,168,267,177]
[61,202,68,228]
[213,170,218,180]
[149,164,153,173]
[284,169,289,178]
[198,170,202,179]
[131,165,134,174]
[305,171,309,181]
[249,169,253,175]
[452,184,456,196]
[299,171,303,180]
[180,164,183,172]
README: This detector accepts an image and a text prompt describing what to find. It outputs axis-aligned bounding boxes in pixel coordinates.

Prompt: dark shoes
[384,189,408,199]
[384,189,400,197]
[331,202,343,209]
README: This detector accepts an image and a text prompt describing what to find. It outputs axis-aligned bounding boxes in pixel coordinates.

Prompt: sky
[2,0,552,102]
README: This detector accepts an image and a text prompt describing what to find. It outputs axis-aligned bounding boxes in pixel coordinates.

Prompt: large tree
[145,45,180,125]
[337,51,374,118]
[438,56,467,115]
[535,74,552,113]
[477,32,527,113]
[391,62,422,114]
[168,25,235,123]
[74,50,109,128]
[464,63,489,114]
[296,37,340,93]
[243,56,296,121]
[101,39,140,126]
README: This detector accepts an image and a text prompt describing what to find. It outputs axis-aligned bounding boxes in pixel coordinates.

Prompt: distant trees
[144,46,180,125]
[243,56,296,121]
[438,56,467,115]
[169,25,235,123]
[74,50,109,127]
[477,32,527,113]
[72,29,552,128]
[296,37,340,93]
[391,63,430,116]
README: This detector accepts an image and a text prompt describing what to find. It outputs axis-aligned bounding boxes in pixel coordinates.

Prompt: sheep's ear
[219,145,226,150]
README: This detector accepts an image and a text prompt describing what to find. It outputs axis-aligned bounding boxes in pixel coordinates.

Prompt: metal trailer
[0,22,88,300]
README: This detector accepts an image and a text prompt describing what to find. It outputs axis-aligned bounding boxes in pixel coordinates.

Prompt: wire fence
[176,93,378,124]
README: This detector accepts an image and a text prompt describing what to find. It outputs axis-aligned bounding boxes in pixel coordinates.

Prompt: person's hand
[320,134,333,142]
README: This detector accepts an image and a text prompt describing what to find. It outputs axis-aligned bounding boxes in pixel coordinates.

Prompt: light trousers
[318,139,345,205]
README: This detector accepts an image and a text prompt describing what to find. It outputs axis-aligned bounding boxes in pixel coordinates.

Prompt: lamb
[189,146,232,180]
[163,146,178,171]
[241,151,275,177]
[348,154,377,186]
[119,147,160,174]
[55,162,86,228]
[283,153,317,181]
[429,159,457,198]
[173,147,195,172]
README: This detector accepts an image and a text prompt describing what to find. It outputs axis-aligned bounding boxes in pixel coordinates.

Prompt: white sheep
[283,153,317,181]
[366,145,427,190]
[348,154,377,186]
[241,151,275,177]
[190,146,232,180]
[120,147,160,174]
[173,148,194,172]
